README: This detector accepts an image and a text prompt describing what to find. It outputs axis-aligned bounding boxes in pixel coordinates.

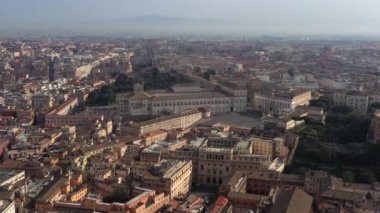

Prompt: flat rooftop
[189,137,207,147]
[0,200,13,212]
[0,170,24,184]
[258,89,310,99]
[143,143,167,154]
[200,147,233,153]
[133,110,201,127]
[150,91,228,101]
[234,139,251,151]
[149,160,189,179]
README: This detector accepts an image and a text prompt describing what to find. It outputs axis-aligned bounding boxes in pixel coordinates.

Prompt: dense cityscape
[0,36,380,213]
[1,1,380,213]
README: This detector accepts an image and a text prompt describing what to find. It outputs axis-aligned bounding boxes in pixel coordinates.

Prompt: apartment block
[252,137,289,159]
[136,160,192,199]
[46,97,78,116]
[45,114,102,127]
[0,170,25,189]
[54,187,169,213]
[122,109,203,136]
[222,170,330,197]
[168,135,286,185]
[254,90,311,116]
[116,83,247,116]
[0,200,15,213]
[333,91,368,114]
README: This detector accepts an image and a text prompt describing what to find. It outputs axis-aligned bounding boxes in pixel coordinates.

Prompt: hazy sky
[1,0,380,36]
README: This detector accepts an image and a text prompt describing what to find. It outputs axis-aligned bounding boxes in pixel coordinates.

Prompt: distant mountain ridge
[0,15,236,36]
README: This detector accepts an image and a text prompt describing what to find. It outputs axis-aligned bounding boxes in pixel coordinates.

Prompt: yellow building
[141,129,168,146]
[252,137,289,159]
[169,135,289,185]
[68,185,88,202]
[252,138,273,156]
[195,147,270,185]
[122,110,203,136]
[35,177,69,211]
[54,187,169,213]
[138,160,192,199]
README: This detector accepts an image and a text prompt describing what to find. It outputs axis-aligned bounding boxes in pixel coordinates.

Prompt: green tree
[152,67,160,78]
[86,74,135,106]
[114,73,134,92]
[324,112,369,143]
[204,69,216,80]
[342,171,355,182]
[193,66,201,73]
[103,187,130,203]
[366,192,374,200]
[358,170,377,184]
[86,85,116,106]
[331,106,352,114]
[369,102,380,114]
[288,68,295,77]
[310,96,333,111]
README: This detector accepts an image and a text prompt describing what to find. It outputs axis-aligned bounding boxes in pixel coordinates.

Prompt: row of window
[152,99,230,107]
[200,176,223,185]
[200,164,230,173]
[204,154,227,160]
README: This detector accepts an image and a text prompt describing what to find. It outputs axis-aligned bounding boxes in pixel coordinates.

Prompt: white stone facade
[117,90,247,116]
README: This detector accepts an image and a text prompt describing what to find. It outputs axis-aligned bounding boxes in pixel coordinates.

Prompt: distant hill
[0,15,237,36]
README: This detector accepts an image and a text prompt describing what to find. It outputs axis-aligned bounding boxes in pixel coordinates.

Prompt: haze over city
[1,0,380,36]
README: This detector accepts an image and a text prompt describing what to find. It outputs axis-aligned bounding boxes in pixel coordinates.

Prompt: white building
[122,110,203,135]
[117,84,247,116]
[0,200,15,213]
[333,91,368,114]
[0,170,25,189]
[253,90,311,116]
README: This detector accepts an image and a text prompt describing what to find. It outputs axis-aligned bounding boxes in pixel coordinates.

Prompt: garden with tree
[288,100,380,184]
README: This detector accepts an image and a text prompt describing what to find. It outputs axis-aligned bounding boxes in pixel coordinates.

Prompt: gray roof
[269,188,313,213]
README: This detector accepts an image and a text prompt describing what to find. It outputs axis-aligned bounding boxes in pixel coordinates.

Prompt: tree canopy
[309,96,333,111]
[289,105,378,184]
[102,187,130,203]
[86,68,191,106]
[193,68,216,80]
[342,171,355,182]
[86,73,134,106]
[369,102,380,114]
